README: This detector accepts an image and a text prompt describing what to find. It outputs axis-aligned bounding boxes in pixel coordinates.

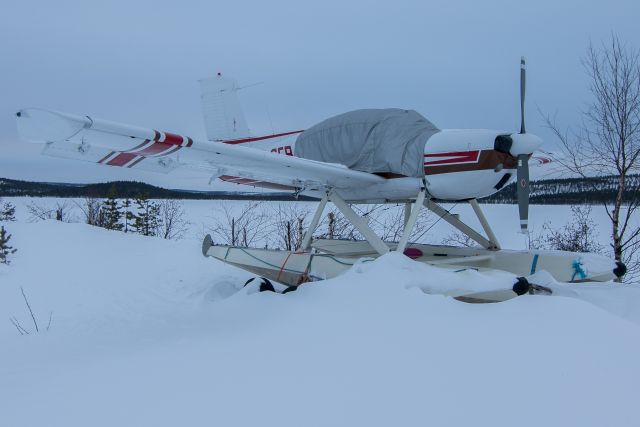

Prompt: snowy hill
[0,177,308,200]
[2,216,640,426]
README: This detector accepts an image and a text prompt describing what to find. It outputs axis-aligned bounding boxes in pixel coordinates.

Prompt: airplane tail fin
[199,73,250,141]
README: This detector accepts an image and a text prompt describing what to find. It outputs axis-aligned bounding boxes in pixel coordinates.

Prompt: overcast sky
[1,0,638,186]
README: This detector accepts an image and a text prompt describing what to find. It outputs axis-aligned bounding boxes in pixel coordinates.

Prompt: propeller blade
[517,154,529,232]
[520,56,526,134]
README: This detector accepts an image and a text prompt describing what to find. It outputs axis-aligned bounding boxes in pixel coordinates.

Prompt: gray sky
[1,0,638,187]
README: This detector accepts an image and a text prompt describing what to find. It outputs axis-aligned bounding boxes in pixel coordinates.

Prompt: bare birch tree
[315,204,433,243]
[75,197,103,226]
[269,203,311,250]
[27,200,74,223]
[365,204,434,243]
[208,202,269,247]
[544,35,640,278]
[157,199,189,240]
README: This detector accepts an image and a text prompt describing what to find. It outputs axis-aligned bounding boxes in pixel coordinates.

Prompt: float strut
[300,192,329,251]
[397,185,427,253]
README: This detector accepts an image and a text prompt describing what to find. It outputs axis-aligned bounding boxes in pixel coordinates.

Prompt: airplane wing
[16,108,384,192]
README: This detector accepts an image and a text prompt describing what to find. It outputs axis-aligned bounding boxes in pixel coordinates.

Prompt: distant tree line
[2,175,638,205]
[0,178,312,201]
[480,174,640,205]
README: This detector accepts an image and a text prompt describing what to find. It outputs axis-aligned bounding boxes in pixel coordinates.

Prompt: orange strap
[277,252,294,282]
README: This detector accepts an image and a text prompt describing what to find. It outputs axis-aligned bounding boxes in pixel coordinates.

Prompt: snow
[1,204,640,426]
[530,269,640,325]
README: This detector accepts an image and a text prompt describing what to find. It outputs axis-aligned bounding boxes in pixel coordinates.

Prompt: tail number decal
[271,146,293,156]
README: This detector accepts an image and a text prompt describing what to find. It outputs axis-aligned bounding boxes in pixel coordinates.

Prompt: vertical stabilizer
[199,73,250,141]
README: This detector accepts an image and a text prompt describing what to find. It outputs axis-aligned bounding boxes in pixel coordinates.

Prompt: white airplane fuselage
[222,128,537,203]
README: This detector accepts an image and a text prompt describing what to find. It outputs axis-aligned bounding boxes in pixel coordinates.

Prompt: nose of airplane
[509,132,543,156]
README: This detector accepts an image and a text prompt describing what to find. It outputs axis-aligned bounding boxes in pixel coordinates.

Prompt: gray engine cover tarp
[295,108,439,177]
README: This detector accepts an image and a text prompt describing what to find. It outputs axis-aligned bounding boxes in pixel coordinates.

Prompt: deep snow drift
[1,217,640,427]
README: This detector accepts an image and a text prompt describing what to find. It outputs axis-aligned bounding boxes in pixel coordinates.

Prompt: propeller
[520,57,526,134]
[494,57,541,233]
[516,153,529,232]
[517,57,530,233]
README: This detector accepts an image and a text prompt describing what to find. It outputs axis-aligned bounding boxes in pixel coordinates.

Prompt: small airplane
[16,59,625,302]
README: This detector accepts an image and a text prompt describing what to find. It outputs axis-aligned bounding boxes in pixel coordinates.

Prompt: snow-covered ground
[1,200,640,426]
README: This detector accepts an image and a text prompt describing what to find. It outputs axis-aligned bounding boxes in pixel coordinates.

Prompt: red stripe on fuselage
[219,175,258,184]
[250,181,299,191]
[424,150,480,166]
[221,130,304,145]
[424,150,517,175]
[219,175,298,191]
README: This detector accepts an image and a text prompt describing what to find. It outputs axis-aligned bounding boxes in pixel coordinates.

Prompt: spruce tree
[148,201,162,236]
[0,226,17,264]
[132,194,161,236]
[131,194,148,234]
[102,188,123,231]
[96,206,107,228]
[133,194,147,235]
[0,202,16,221]
[123,198,132,233]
